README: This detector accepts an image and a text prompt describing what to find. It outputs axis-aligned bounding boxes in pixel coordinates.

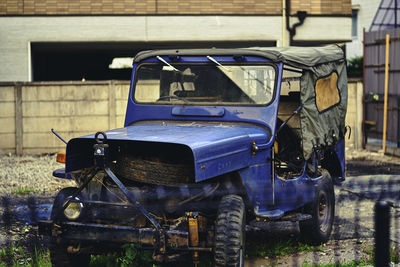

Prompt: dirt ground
[1,149,400,266]
[245,149,400,266]
[346,149,400,175]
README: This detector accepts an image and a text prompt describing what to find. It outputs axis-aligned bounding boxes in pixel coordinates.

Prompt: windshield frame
[131,56,279,107]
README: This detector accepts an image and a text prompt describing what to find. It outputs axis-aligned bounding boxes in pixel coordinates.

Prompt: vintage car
[39,45,348,266]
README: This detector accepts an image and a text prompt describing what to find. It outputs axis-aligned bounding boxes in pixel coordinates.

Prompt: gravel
[0,150,399,265]
[346,148,400,164]
[0,149,398,196]
[0,154,75,195]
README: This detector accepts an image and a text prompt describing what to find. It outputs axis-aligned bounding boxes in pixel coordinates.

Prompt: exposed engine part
[188,213,200,263]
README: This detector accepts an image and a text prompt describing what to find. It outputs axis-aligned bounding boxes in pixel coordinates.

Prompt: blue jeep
[39,46,348,266]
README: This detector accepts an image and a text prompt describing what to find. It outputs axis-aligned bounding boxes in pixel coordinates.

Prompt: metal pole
[281,0,287,47]
[374,201,391,267]
[362,27,366,149]
[395,0,398,28]
[382,34,390,153]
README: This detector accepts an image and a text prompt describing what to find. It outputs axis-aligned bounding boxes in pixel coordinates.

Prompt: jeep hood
[66,121,271,182]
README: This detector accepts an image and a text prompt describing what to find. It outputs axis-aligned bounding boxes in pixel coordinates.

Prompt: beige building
[0,0,352,82]
[346,0,381,59]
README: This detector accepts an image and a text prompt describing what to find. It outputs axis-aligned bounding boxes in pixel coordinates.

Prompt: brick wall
[0,0,351,16]
[290,0,351,15]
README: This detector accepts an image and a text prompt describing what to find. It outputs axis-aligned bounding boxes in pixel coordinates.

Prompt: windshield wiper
[156,56,180,72]
[206,56,231,72]
[157,95,189,103]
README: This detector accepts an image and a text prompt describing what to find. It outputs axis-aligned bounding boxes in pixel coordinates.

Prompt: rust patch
[166,231,189,248]
[188,217,199,247]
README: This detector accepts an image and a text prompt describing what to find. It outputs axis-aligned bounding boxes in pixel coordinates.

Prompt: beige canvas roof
[133,45,345,71]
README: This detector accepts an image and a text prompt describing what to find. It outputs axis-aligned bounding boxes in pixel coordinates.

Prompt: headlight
[63,197,83,220]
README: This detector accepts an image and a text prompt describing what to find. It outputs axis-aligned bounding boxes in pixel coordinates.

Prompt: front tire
[214,195,245,267]
[299,169,335,245]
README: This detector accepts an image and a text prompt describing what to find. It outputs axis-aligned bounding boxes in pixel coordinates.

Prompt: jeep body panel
[66,121,270,182]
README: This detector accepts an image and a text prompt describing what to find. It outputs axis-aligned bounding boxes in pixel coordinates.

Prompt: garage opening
[31,41,275,82]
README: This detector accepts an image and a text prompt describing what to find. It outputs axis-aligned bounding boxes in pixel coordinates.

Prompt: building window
[352,9,359,39]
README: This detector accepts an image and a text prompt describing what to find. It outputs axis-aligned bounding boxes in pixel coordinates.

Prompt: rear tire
[299,169,335,245]
[214,195,245,267]
[50,187,90,267]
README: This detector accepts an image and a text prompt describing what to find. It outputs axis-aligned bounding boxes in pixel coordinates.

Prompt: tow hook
[93,132,109,169]
[67,244,80,254]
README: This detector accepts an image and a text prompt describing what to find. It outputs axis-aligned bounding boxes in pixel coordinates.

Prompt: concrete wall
[1,79,363,154]
[0,81,130,154]
[0,84,16,154]
[345,79,363,150]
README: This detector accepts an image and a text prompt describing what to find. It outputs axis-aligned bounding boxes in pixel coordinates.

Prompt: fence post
[382,34,390,153]
[375,200,391,266]
[108,80,116,130]
[14,82,23,155]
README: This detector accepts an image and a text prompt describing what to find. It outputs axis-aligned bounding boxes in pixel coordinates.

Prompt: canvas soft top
[133,45,345,70]
[133,45,348,160]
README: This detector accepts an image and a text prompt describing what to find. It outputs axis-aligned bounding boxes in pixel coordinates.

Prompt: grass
[390,246,400,263]
[0,243,155,267]
[0,242,51,267]
[245,237,388,267]
[301,260,372,267]
[245,237,323,259]
[12,186,36,195]
[300,243,400,267]
[1,238,398,266]
[90,244,158,267]
[362,243,400,265]
[86,242,400,266]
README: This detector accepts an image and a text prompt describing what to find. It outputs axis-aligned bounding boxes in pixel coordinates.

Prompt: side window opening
[315,72,340,113]
[278,67,302,135]
[276,66,304,178]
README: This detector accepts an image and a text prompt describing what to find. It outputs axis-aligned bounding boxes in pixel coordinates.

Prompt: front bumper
[44,133,212,254]
[38,220,193,250]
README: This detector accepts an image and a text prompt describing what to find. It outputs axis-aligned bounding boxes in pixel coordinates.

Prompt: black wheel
[50,187,90,267]
[214,195,245,267]
[299,169,335,245]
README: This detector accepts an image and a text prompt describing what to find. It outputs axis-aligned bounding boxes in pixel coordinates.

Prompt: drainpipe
[395,0,398,28]
[281,0,289,47]
[285,0,308,45]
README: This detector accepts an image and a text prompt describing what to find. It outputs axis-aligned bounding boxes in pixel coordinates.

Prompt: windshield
[134,62,276,105]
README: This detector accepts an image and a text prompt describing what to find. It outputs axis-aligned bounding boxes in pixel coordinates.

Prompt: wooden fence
[364,28,400,155]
